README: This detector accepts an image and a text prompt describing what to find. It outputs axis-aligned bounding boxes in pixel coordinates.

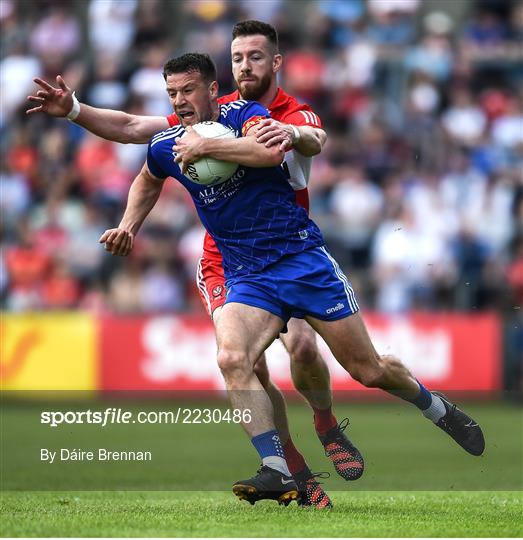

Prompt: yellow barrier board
[0,312,97,390]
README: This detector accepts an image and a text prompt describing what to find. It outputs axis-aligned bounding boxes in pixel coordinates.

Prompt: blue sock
[251,430,290,475]
[251,429,285,459]
[408,380,433,411]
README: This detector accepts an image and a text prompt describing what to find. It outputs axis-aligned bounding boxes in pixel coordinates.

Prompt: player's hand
[26,75,74,117]
[172,126,205,174]
[255,119,294,151]
[99,228,134,257]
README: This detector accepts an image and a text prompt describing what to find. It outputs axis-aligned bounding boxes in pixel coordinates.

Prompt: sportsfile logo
[326,302,344,315]
[40,408,252,427]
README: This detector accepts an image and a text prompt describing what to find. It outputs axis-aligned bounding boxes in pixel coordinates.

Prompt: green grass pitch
[1,490,521,537]
[1,400,521,537]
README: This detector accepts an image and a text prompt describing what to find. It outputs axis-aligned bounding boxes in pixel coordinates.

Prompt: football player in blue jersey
[28,20,355,509]
[99,52,485,505]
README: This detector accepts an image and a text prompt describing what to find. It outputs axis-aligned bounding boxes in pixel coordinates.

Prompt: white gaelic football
[182,121,239,186]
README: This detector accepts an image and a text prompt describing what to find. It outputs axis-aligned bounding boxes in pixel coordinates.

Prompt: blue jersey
[146,100,324,279]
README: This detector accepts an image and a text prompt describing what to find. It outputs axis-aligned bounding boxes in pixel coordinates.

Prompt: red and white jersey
[166,88,322,264]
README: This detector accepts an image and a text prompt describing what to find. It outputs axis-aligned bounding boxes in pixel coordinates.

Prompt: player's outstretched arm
[27,75,169,144]
[99,163,164,256]
[173,124,284,173]
[255,119,327,156]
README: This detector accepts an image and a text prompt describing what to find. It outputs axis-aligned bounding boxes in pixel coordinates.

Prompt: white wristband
[290,124,301,145]
[66,91,81,121]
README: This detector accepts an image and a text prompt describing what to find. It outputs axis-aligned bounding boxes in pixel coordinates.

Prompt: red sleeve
[166,113,180,127]
[283,106,322,128]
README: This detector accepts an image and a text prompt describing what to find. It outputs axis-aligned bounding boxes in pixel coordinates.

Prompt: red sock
[312,405,337,435]
[282,438,307,475]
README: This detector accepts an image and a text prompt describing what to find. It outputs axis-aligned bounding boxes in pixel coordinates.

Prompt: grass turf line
[1,490,521,537]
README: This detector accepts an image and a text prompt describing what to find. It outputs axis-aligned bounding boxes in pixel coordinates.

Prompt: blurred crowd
[1,0,522,318]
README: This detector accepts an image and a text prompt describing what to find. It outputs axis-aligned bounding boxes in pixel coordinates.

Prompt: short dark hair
[162,53,217,83]
[232,20,279,52]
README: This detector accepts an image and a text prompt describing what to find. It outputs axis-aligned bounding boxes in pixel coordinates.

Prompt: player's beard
[237,72,271,101]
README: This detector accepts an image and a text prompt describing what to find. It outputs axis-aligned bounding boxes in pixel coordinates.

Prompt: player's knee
[287,335,319,367]
[217,349,250,380]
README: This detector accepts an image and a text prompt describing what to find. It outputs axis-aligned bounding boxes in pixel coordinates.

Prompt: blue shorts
[224,246,359,323]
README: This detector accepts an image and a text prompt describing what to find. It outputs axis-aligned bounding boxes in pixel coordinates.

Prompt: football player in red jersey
[26,20,364,507]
